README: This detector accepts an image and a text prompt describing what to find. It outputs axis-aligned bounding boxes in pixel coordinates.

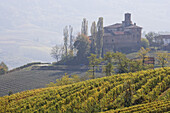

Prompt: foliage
[69,25,74,54]
[81,18,88,36]
[47,73,80,87]
[105,100,170,113]
[113,52,129,73]
[123,81,132,107]
[0,62,8,72]
[8,91,13,96]
[0,62,8,75]
[137,47,150,66]
[90,21,97,54]
[0,67,5,75]
[145,32,164,49]
[141,38,149,48]
[145,32,158,47]
[88,54,101,79]
[103,52,115,76]
[0,68,169,112]
[74,34,90,62]
[63,26,69,57]
[96,17,104,58]
[156,52,170,67]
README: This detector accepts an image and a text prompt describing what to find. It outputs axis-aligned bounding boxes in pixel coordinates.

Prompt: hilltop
[0,67,169,112]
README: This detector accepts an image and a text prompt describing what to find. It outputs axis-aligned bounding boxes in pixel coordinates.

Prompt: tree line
[51,17,104,64]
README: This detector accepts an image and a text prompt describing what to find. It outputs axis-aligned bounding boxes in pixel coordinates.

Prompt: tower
[122,13,132,27]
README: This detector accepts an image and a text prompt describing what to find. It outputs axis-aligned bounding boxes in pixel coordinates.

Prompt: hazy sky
[0,0,170,68]
[0,0,170,37]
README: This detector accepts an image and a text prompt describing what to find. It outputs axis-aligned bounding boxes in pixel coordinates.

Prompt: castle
[103,13,142,54]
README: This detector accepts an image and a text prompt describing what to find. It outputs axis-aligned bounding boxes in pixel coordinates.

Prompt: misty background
[0,0,170,69]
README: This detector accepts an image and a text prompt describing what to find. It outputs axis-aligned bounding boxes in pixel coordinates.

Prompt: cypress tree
[96,17,104,58]
[90,21,97,54]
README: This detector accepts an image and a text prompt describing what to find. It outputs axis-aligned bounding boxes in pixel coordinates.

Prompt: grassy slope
[0,64,88,97]
[0,67,169,112]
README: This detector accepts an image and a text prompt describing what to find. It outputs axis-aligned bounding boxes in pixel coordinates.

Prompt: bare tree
[51,45,62,62]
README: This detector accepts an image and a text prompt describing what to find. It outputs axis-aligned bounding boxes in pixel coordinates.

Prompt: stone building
[155,34,170,51]
[103,13,142,54]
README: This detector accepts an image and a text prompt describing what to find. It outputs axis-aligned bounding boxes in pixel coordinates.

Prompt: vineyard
[0,67,169,112]
[104,100,170,113]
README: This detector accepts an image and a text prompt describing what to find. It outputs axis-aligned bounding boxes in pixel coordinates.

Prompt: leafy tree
[128,60,143,72]
[8,90,13,96]
[63,26,69,57]
[0,62,8,75]
[156,52,170,67]
[88,54,101,79]
[113,52,129,73]
[74,34,90,61]
[90,21,97,54]
[0,62,8,72]
[103,52,114,76]
[96,17,104,58]
[145,32,158,47]
[51,45,62,62]
[141,38,149,48]
[0,66,5,75]
[137,47,150,66]
[81,18,88,36]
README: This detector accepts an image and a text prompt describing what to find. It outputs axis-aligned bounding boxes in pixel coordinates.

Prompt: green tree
[128,60,143,72]
[113,52,129,73]
[0,62,8,72]
[63,26,69,57]
[88,54,101,79]
[145,32,158,47]
[156,52,170,67]
[8,90,13,96]
[137,47,150,67]
[81,18,88,36]
[74,34,90,62]
[103,52,114,76]
[90,21,97,54]
[141,38,149,48]
[0,67,5,75]
[96,17,104,58]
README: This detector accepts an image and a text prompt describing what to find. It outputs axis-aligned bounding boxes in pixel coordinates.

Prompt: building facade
[156,34,170,51]
[103,13,142,54]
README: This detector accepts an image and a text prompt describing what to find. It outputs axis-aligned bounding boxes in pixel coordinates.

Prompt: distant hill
[0,67,169,112]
